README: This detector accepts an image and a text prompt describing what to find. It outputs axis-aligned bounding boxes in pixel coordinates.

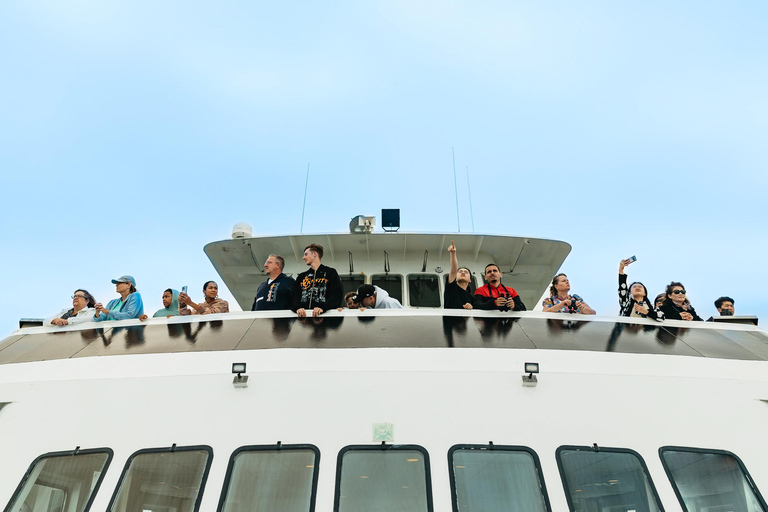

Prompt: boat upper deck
[1,310,767,366]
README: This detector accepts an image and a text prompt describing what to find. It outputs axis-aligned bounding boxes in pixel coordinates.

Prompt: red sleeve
[474,285,491,297]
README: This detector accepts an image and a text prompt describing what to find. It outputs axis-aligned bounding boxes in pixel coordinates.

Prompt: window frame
[216,443,321,512]
[106,444,213,512]
[555,445,665,512]
[370,274,405,305]
[448,444,552,512]
[658,445,768,512]
[333,444,434,512]
[407,273,442,308]
[4,447,114,512]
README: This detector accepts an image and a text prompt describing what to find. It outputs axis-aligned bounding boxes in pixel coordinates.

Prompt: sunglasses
[672,289,686,295]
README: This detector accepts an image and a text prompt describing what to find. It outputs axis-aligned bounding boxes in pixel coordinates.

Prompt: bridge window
[109,446,212,512]
[335,445,432,512]
[556,446,663,512]
[408,274,441,308]
[660,447,767,512]
[371,275,404,305]
[6,448,112,512]
[219,444,320,512]
[339,274,365,296]
[449,445,551,512]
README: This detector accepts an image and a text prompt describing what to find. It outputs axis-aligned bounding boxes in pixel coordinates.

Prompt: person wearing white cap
[94,275,144,321]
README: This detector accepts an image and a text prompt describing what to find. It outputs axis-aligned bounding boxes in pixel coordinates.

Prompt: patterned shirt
[542,294,583,313]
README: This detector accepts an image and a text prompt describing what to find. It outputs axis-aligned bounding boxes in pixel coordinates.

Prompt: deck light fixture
[522,362,539,387]
[232,363,248,388]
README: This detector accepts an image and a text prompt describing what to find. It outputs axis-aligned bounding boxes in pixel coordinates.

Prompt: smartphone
[181,285,187,295]
[626,255,637,264]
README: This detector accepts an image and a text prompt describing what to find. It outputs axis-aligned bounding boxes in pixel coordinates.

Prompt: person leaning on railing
[44,289,97,326]
[542,273,596,314]
[618,259,663,320]
[179,281,229,315]
[94,275,144,321]
[659,282,702,321]
[140,288,182,321]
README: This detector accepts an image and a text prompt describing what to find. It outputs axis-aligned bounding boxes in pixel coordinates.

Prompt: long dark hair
[75,289,96,308]
[665,281,685,299]
[628,281,649,302]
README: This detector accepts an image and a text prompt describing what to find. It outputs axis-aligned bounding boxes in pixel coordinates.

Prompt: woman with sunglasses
[659,282,702,321]
[44,289,97,326]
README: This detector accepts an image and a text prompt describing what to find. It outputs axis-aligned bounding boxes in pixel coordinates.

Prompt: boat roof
[2,311,767,365]
[204,232,572,310]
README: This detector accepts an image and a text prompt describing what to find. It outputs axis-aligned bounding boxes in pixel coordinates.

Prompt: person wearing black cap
[94,275,144,321]
[355,284,403,309]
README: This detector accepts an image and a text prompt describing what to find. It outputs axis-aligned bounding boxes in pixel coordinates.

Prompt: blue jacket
[94,293,144,321]
[252,273,296,311]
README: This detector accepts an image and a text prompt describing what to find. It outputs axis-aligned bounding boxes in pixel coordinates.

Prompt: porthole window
[218,444,320,512]
[334,445,432,512]
[660,446,767,512]
[108,445,212,512]
[449,445,551,512]
[6,448,112,512]
[556,446,663,512]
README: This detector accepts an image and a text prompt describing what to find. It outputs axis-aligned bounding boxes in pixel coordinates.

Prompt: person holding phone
[542,273,596,314]
[179,281,229,315]
[659,282,702,321]
[618,258,662,320]
[94,275,144,321]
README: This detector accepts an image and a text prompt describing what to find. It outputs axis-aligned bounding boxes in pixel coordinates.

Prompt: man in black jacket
[291,244,343,317]
[251,254,295,311]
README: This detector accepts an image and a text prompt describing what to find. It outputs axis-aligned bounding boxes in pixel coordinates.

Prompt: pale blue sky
[1,1,766,335]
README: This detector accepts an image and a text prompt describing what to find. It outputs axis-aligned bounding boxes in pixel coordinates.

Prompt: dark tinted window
[335,445,432,512]
[109,446,212,512]
[219,445,319,512]
[6,449,112,512]
[339,275,365,296]
[371,275,403,305]
[660,447,767,512]
[450,445,550,512]
[557,446,662,512]
[408,274,440,307]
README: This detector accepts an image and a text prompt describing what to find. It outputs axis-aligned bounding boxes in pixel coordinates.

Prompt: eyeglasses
[672,289,686,295]
[72,294,87,299]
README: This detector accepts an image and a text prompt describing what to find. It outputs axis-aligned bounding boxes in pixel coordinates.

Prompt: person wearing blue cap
[94,275,144,321]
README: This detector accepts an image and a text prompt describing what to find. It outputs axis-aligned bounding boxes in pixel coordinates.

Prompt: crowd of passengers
[44,242,740,327]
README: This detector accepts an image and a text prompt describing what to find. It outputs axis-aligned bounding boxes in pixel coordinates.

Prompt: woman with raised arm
[94,275,144,321]
[542,273,596,314]
[44,289,97,326]
[659,282,703,321]
[618,259,662,320]
[179,281,229,315]
[444,240,474,310]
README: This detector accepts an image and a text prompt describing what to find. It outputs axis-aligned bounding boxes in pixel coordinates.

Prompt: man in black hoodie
[291,243,343,317]
[251,254,295,311]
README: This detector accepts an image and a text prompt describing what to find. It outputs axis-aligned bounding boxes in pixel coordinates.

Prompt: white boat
[1,226,766,512]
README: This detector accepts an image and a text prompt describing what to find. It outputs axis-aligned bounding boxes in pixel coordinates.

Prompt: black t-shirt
[444,279,475,309]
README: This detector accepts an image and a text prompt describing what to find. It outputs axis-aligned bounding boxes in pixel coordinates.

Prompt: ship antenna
[452,147,460,232]
[300,163,310,233]
[466,166,475,232]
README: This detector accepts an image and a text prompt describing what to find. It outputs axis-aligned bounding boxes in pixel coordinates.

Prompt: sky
[1,1,766,336]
